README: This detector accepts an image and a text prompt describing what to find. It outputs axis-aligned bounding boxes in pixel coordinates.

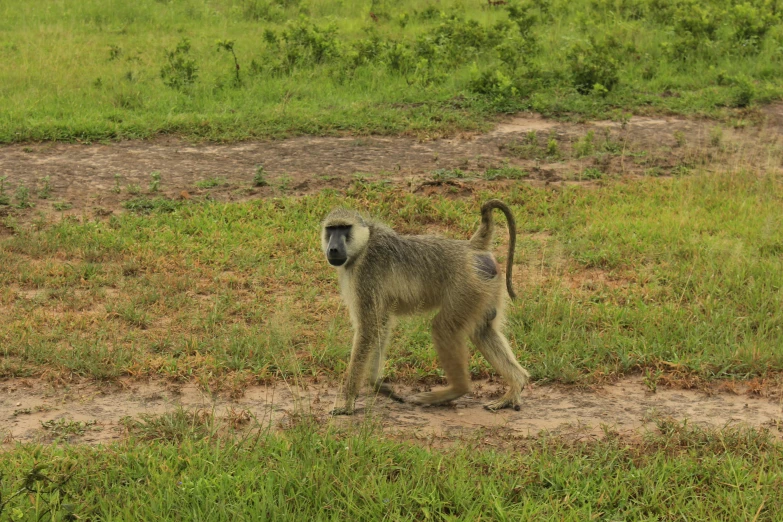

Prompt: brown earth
[2,376,782,446]
[1,107,783,445]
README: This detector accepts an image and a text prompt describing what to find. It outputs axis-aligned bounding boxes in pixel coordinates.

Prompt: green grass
[2,168,782,388]
[1,0,782,143]
[1,414,781,520]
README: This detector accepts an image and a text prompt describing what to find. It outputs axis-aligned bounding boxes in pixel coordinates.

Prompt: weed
[108,44,122,61]
[126,183,141,195]
[0,176,9,205]
[567,38,619,95]
[41,418,98,440]
[277,173,292,190]
[195,177,226,189]
[709,127,723,147]
[546,137,560,157]
[37,176,52,199]
[673,130,686,147]
[52,201,73,211]
[253,165,269,187]
[671,164,692,176]
[149,171,161,193]
[431,168,466,181]
[123,197,179,214]
[160,38,198,91]
[216,39,242,87]
[112,173,122,194]
[574,130,596,158]
[121,408,216,443]
[581,167,604,179]
[14,184,32,208]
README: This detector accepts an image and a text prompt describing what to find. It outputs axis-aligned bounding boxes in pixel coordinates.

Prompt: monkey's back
[353,226,501,316]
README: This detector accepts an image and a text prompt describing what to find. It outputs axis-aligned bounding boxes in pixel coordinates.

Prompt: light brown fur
[321,200,530,415]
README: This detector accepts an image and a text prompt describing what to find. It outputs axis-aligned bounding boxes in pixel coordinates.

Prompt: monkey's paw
[330,406,355,416]
[408,389,465,406]
[483,396,522,412]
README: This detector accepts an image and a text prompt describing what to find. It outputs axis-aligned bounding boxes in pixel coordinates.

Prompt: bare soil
[2,376,781,446]
[1,107,783,445]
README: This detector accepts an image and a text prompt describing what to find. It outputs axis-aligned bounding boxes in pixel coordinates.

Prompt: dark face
[324,225,351,267]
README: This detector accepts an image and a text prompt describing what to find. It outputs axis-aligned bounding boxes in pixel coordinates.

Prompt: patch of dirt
[1,108,781,223]
[1,376,781,445]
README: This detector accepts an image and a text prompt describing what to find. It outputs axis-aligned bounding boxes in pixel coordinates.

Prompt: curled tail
[470,199,518,299]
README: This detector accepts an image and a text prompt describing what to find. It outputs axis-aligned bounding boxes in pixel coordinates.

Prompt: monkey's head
[321,209,370,268]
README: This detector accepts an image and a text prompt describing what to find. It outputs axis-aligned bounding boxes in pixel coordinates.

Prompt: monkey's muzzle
[327,254,347,267]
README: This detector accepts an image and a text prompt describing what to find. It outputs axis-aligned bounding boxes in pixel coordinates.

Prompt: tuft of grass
[253,165,269,187]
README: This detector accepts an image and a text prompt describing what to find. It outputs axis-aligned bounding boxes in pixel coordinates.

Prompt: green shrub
[160,38,199,90]
[567,39,620,94]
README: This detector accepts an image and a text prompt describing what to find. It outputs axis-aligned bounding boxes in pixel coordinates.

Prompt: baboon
[321,200,530,415]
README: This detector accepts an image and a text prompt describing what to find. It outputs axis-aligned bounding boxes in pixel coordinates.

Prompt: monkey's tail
[470,199,517,299]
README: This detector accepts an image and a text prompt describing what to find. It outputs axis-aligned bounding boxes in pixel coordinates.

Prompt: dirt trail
[2,377,781,445]
[1,108,780,222]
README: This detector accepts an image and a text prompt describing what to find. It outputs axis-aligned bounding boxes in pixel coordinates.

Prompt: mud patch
[2,376,781,445]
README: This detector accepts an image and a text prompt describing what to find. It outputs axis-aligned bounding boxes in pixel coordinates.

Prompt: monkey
[320,199,531,415]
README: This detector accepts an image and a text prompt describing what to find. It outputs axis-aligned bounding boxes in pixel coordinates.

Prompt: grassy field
[1,412,781,520]
[1,0,782,143]
[3,170,783,389]
[3,1,783,519]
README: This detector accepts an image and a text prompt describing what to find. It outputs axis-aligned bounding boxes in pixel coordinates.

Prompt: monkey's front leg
[331,321,382,416]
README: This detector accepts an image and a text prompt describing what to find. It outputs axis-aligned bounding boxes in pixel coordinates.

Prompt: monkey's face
[323,225,351,267]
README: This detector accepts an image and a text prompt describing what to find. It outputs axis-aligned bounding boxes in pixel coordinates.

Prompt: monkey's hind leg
[408,312,472,407]
[471,311,530,412]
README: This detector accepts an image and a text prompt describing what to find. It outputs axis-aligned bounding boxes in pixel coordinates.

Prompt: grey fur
[321,199,530,415]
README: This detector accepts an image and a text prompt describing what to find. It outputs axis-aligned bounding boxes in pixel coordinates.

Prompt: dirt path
[2,376,781,445]
[1,107,781,223]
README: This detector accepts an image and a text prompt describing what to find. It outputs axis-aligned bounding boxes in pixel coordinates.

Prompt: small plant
[483,165,528,180]
[546,137,559,157]
[149,171,161,193]
[671,164,692,176]
[0,176,9,205]
[709,127,723,147]
[108,44,122,60]
[195,177,226,189]
[216,39,241,87]
[574,130,596,158]
[581,167,604,180]
[37,176,52,199]
[126,183,141,195]
[41,417,98,440]
[431,168,466,181]
[161,38,199,91]
[277,173,292,191]
[53,201,73,211]
[14,184,32,208]
[673,130,686,147]
[113,173,122,193]
[642,368,662,393]
[253,165,269,187]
